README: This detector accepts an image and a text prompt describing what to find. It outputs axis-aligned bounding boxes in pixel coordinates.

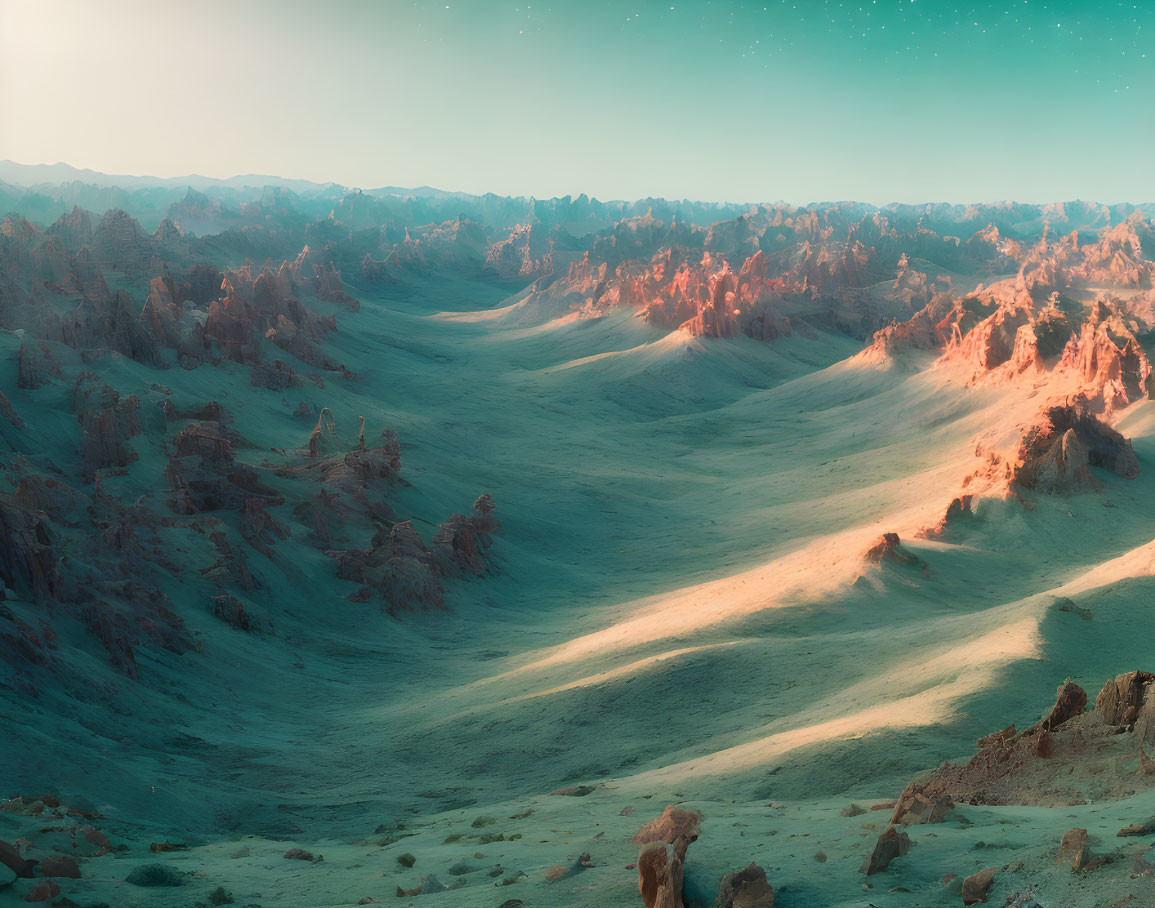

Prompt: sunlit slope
[355,293,1155,808]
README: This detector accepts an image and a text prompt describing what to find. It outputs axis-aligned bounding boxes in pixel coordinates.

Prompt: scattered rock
[1072,845,1113,872]
[638,841,682,908]
[635,806,702,908]
[1117,818,1155,837]
[961,867,995,904]
[890,783,954,825]
[860,826,910,876]
[555,853,591,881]
[633,805,702,857]
[714,862,775,906]
[396,852,416,868]
[1057,828,1089,864]
[863,532,917,565]
[149,840,188,853]
[0,839,37,878]
[1055,598,1092,620]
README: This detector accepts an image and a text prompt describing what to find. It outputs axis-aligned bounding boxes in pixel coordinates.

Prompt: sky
[0,0,1152,204]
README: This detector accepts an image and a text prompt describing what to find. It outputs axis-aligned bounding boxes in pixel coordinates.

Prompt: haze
[1,0,1152,203]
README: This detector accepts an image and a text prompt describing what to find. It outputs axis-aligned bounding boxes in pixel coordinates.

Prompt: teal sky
[1,0,1151,203]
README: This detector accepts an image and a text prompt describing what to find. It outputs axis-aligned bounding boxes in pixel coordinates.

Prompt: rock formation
[1014,405,1139,494]
[885,671,1155,812]
[633,806,702,908]
[713,863,774,907]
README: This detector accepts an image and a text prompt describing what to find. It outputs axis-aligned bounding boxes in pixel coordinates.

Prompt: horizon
[2,158,1154,210]
[2,0,1152,204]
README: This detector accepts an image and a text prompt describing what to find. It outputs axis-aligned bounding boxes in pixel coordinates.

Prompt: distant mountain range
[0,159,339,194]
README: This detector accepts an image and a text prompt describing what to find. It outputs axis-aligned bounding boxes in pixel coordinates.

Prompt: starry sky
[0,0,1151,203]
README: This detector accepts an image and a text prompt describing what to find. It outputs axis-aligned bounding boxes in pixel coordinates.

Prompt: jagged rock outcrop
[210,593,262,633]
[305,420,496,610]
[385,217,490,273]
[17,340,62,389]
[484,223,555,280]
[1094,670,1155,736]
[62,286,162,365]
[0,496,59,602]
[287,245,359,310]
[1014,405,1139,494]
[633,806,702,908]
[165,420,280,515]
[889,783,954,826]
[83,209,157,272]
[73,374,141,477]
[46,206,94,250]
[332,520,444,611]
[883,671,1155,818]
[862,532,918,565]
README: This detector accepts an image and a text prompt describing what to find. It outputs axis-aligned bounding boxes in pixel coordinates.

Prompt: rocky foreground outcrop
[829,668,1155,908]
[887,670,1155,811]
[631,807,773,907]
[851,669,1155,903]
[634,806,701,908]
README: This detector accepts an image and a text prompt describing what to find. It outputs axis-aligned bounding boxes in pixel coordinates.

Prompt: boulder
[860,826,910,875]
[890,783,954,826]
[961,867,995,904]
[1117,818,1155,837]
[862,532,916,565]
[633,806,702,862]
[635,806,702,908]
[638,842,683,908]
[1056,828,1088,864]
[0,839,37,878]
[713,862,774,906]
